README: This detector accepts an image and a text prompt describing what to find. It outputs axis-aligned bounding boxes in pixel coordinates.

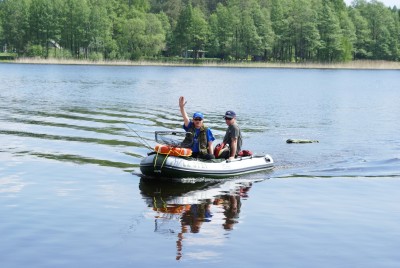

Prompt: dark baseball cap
[223,110,236,119]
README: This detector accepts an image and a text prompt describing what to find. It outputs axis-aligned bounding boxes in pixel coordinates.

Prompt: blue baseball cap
[193,112,204,119]
[224,110,236,119]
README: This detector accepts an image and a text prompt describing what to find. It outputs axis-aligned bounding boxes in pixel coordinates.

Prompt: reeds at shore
[7,57,400,70]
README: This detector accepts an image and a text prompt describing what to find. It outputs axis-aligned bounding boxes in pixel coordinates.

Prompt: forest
[0,0,399,62]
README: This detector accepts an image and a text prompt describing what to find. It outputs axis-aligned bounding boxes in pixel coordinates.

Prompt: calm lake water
[0,63,399,267]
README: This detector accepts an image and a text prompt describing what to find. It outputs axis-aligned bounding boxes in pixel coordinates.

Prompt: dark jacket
[182,124,209,155]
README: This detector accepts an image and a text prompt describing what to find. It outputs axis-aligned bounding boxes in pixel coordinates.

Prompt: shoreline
[3,57,400,70]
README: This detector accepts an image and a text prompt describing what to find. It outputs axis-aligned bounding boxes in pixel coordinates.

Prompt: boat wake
[273,157,400,179]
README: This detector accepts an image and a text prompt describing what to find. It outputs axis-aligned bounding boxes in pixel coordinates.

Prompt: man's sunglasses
[193,118,203,121]
[224,117,233,121]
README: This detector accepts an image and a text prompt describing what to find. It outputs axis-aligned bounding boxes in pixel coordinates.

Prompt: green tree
[270,0,290,61]
[157,12,172,56]
[356,0,398,60]
[349,7,371,59]
[191,0,208,15]
[171,1,209,59]
[118,10,166,59]
[0,7,4,49]
[240,9,261,59]
[86,0,114,59]
[130,0,150,11]
[387,10,399,60]
[288,0,320,62]
[1,0,30,53]
[208,3,235,59]
[190,7,209,58]
[206,0,228,13]
[337,18,355,61]
[1,0,399,62]
[317,0,343,62]
[143,13,167,56]
[59,0,91,58]
[225,0,266,60]
[172,1,193,56]
[28,0,62,58]
[149,0,183,27]
[119,15,146,60]
[254,7,275,61]
[29,0,51,45]
[336,6,356,61]
[226,5,241,59]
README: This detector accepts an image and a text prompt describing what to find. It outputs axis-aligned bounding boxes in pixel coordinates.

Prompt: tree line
[0,0,399,62]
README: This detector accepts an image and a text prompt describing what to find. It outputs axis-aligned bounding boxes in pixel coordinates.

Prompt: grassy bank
[7,57,400,70]
[0,53,18,60]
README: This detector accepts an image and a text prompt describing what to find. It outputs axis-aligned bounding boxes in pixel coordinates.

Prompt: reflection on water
[0,175,26,194]
[139,178,259,260]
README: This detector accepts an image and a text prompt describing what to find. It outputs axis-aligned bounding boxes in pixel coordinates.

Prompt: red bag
[238,150,253,157]
[214,143,229,158]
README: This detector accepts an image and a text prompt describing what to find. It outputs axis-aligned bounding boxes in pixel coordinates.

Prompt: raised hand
[179,96,187,108]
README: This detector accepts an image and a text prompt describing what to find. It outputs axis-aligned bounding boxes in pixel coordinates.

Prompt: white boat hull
[140,153,274,179]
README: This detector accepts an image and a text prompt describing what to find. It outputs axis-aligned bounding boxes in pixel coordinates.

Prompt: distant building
[184,50,206,59]
[48,39,62,49]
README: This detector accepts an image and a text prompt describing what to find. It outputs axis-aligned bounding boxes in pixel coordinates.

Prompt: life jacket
[181,124,209,155]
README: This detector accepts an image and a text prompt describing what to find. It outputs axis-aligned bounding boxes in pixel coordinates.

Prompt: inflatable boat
[139,131,274,179]
[140,153,273,179]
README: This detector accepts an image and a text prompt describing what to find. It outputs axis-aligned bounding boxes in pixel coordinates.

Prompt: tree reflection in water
[139,178,258,260]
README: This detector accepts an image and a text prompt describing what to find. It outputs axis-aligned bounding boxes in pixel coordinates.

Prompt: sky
[344,0,399,7]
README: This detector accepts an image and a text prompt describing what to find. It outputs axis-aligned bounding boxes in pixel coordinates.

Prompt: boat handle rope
[153,146,174,171]
[153,146,190,171]
[154,147,170,171]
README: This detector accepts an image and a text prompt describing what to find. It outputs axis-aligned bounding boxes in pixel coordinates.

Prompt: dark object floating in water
[286,139,319,144]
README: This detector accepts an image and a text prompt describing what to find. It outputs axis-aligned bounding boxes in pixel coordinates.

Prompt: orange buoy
[154,144,192,157]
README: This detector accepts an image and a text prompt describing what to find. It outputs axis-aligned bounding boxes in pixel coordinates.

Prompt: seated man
[217,110,242,160]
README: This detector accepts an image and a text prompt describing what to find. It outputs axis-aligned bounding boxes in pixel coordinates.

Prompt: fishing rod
[124,123,153,151]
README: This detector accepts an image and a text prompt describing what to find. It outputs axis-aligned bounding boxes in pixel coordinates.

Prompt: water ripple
[0,103,157,170]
